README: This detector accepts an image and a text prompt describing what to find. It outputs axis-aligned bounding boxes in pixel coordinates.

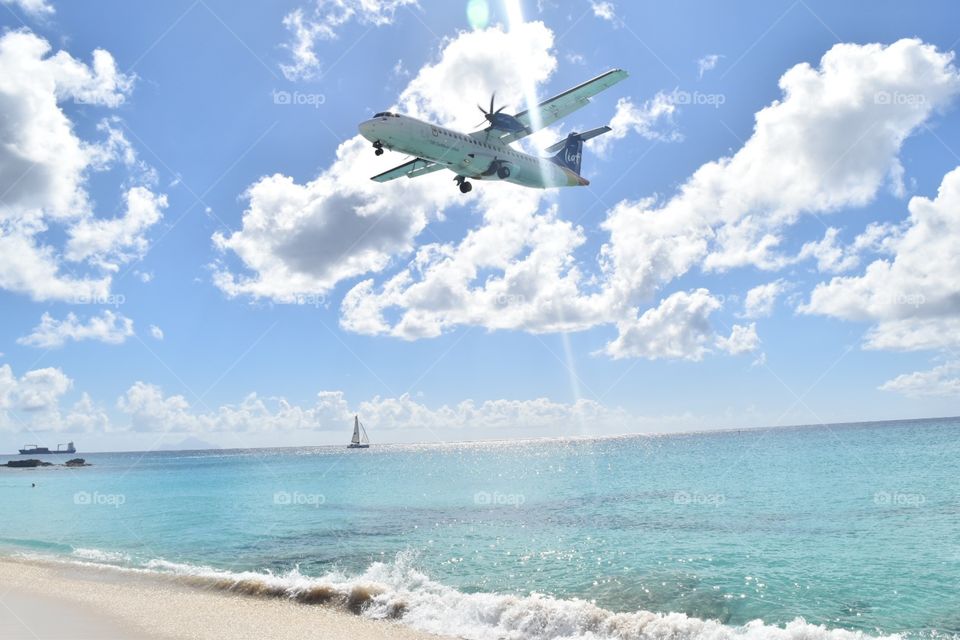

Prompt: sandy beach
[0,557,449,640]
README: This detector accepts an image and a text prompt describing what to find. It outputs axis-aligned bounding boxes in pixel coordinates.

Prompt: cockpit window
[373,111,398,118]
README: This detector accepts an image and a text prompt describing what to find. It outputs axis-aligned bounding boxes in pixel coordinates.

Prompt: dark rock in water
[5,459,52,468]
[65,458,89,467]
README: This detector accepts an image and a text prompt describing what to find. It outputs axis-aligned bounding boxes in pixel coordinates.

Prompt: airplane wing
[491,68,628,144]
[371,157,446,182]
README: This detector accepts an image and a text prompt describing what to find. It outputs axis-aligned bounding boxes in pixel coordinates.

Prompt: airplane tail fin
[545,126,611,175]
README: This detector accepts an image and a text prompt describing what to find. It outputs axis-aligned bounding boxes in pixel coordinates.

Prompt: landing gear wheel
[373,141,384,156]
[459,181,473,193]
[374,148,384,156]
[497,166,510,179]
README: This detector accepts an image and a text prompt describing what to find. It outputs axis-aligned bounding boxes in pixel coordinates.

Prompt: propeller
[475,92,508,127]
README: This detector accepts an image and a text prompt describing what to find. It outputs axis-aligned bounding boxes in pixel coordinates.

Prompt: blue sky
[1,0,959,450]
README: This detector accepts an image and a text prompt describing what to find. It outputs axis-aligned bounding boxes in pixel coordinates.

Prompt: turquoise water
[1,418,958,639]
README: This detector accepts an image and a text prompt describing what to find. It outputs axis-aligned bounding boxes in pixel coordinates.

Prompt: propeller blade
[489,92,496,114]
[477,104,487,114]
[494,105,507,115]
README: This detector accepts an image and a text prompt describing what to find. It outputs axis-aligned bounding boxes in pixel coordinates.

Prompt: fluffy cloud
[340,187,605,339]
[0,0,53,16]
[716,322,760,355]
[149,324,164,340]
[879,362,960,398]
[211,142,457,301]
[64,187,168,271]
[8,366,71,411]
[114,382,636,435]
[17,310,135,348]
[591,94,680,154]
[697,54,721,79]
[601,38,960,305]
[797,223,896,273]
[0,30,163,302]
[803,166,960,351]
[0,363,110,432]
[281,0,418,80]
[742,280,786,318]
[602,289,722,361]
[590,1,616,22]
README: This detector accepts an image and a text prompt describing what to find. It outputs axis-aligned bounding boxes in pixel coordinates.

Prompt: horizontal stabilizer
[543,126,611,153]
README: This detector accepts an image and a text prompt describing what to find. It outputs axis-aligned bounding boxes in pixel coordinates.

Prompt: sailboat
[347,415,370,449]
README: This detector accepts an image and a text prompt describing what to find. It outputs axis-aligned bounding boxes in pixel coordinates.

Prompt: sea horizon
[12,413,956,455]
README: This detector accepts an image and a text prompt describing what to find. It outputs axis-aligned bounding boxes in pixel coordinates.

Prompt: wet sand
[0,557,450,640]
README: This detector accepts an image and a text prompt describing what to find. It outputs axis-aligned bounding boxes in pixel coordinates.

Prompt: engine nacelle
[480,159,512,180]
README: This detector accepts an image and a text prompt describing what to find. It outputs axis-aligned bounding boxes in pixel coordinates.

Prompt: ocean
[1,418,958,640]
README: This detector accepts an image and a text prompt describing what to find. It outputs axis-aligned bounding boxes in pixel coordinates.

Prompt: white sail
[349,415,370,447]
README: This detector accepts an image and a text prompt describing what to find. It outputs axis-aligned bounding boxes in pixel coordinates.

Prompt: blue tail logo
[546,127,610,176]
[550,135,584,175]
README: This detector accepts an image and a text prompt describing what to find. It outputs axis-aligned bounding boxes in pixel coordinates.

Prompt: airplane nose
[358,120,376,140]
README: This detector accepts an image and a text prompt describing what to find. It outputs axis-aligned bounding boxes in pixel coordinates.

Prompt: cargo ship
[18,442,76,455]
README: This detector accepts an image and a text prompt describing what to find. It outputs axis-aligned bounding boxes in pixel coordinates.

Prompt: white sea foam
[31,549,907,640]
[71,547,131,563]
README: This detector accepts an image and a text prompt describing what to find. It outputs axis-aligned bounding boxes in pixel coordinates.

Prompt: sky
[1,0,960,451]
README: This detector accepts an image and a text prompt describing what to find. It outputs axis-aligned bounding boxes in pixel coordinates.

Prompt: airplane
[357,68,628,193]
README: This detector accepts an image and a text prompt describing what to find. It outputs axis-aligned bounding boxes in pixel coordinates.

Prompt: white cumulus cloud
[0,30,163,302]
[879,361,960,398]
[1,0,53,16]
[743,280,787,318]
[17,310,134,348]
[802,166,960,352]
[697,54,721,79]
[602,289,722,361]
[281,0,418,80]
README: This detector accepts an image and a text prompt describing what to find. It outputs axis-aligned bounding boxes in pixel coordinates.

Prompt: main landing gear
[372,141,384,156]
[454,175,472,193]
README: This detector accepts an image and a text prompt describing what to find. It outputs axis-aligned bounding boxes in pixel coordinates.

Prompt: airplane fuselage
[358,113,588,189]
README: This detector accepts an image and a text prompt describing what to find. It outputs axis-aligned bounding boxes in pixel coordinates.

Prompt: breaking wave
[23,548,908,640]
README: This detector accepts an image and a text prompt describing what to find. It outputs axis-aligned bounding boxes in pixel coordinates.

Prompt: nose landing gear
[373,141,384,156]
[454,175,472,193]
